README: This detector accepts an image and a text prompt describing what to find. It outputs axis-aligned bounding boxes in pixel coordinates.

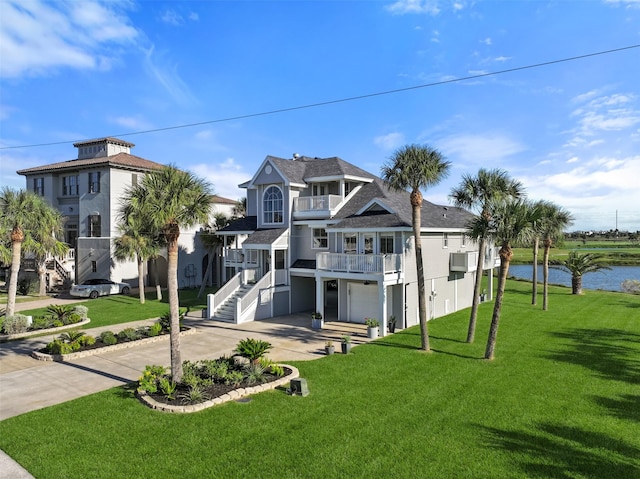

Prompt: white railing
[237,272,271,322]
[294,195,342,213]
[225,249,243,265]
[275,269,288,285]
[317,253,402,274]
[207,272,242,317]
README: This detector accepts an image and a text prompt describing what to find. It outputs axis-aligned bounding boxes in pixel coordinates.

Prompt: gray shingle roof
[218,216,257,233]
[244,228,288,245]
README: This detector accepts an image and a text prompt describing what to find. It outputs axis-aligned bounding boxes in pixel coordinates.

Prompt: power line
[2,44,639,151]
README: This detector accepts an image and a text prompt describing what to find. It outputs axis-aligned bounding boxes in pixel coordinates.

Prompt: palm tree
[197,212,230,298]
[381,144,451,352]
[23,209,68,297]
[232,197,247,219]
[552,251,610,295]
[538,202,573,308]
[121,165,213,381]
[450,169,524,343]
[113,213,159,304]
[528,200,546,306]
[484,199,539,360]
[0,188,59,316]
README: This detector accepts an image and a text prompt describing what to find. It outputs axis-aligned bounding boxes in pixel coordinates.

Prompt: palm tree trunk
[485,248,511,360]
[137,254,145,304]
[531,237,539,305]
[167,238,183,382]
[6,238,23,317]
[37,261,47,297]
[467,237,485,343]
[572,275,582,295]
[197,248,213,299]
[412,202,430,352]
[542,242,551,310]
[153,258,162,301]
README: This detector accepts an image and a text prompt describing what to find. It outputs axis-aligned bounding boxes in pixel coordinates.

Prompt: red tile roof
[16,152,165,175]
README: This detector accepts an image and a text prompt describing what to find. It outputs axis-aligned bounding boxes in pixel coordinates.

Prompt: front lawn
[14,287,215,329]
[1,281,638,478]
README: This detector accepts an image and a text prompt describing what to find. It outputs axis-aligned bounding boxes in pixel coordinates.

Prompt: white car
[70,279,131,299]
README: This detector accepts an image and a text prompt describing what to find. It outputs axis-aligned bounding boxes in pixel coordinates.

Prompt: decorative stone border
[0,318,91,342]
[31,327,197,362]
[136,364,300,413]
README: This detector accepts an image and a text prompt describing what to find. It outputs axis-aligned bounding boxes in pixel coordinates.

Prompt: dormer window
[263,186,283,224]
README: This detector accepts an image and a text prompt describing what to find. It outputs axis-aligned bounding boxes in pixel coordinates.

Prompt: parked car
[70,279,131,299]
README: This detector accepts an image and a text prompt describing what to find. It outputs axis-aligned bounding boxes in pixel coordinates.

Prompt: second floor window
[263,186,283,224]
[89,215,101,237]
[33,178,44,196]
[380,234,394,254]
[312,228,328,249]
[443,233,449,248]
[63,175,79,196]
[344,233,357,254]
[89,172,100,193]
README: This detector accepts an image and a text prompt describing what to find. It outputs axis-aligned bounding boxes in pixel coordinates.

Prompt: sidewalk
[0,307,370,478]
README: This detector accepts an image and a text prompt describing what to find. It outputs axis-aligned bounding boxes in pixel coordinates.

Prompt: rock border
[0,318,91,342]
[136,364,300,413]
[31,327,197,362]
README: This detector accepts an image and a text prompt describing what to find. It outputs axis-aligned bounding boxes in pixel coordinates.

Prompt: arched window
[263,186,283,224]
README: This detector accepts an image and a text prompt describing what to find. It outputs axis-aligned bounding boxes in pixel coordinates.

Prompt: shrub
[3,314,30,334]
[138,365,167,394]
[224,370,243,387]
[243,363,267,385]
[78,335,96,347]
[31,317,52,330]
[17,278,36,296]
[73,305,89,319]
[58,331,86,343]
[269,364,285,377]
[178,385,210,404]
[44,339,73,355]
[46,305,74,323]
[117,328,140,342]
[234,338,273,363]
[158,377,177,400]
[99,331,117,345]
[64,313,82,325]
[52,320,63,328]
[147,322,162,337]
[158,309,185,332]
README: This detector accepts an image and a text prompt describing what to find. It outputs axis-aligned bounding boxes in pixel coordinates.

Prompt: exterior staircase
[212,284,253,322]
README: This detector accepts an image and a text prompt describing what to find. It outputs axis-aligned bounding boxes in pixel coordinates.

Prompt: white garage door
[348,282,378,323]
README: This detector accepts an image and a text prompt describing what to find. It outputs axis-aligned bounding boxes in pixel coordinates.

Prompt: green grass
[1,280,639,478]
[12,287,216,329]
[512,243,640,265]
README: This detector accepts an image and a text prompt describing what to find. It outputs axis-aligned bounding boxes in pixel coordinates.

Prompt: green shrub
[158,309,185,332]
[234,338,273,363]
[73,305,89,319]
[224,370,243,387]
[269,364,285,377]
[117,328,140,342]
[64,313,82,325]
[30,317,52,330]
[58,331,85,343]
[200,359,229,381]
[3,314,30,334]
[47,305,75,323]
[78,335,96,347]
[147,322,162,337]
[17,278,36,296]
[138,365,167,394]
[98,331,117,345]
[158,377,177,400]
[44,339,73,355]
[243,363,266,385]
[178,385,210,404]
[52,320,63,328]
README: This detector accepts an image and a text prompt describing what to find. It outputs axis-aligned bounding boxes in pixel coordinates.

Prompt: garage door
[348,282,378,323]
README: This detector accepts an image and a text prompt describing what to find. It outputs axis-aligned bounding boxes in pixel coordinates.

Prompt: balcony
[224,249,244,266]
[293,195,343,219]
[317,252,402,275]
[450,251,479,273]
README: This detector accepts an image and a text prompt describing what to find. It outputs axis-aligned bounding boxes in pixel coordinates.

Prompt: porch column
[316,277,324,319]
[379,281,387,337]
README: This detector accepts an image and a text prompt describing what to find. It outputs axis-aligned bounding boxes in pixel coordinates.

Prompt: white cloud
[374,132,405,150]
[111,116,153,131]
[143,46,197,106]
[161,9,184,26]
[386,0,441,15]
[481,37,492,45]
[494,55,511,62]
[567,156,579,163]
[190,158,250,201]
[0,0,138,78]
[436,133,526,166]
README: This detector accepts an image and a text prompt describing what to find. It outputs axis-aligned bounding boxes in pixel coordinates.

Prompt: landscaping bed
[1,318,91,342]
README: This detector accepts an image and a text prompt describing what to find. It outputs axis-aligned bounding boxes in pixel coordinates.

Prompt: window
[443,233,449,248]
[461,234,467,248]
[312,228,328,249]
[89,172,100,193]
[380,234,394,254]
[33,178,44,196]
[63,175,79,196]
[275,250,286,269]
[245,250,258,265]
[89,215,101,237]
[344,233,357,254]
[91,261,97,273]
[263,186,283,224]
[363,233,374,254]
[312,184,326,196]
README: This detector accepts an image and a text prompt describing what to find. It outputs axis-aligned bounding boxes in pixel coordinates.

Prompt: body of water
[507,264,640,292]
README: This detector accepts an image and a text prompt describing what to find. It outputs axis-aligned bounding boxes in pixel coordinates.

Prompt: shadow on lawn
[592,394,640,423]
[480,422,640,479]
[545,328,640,384]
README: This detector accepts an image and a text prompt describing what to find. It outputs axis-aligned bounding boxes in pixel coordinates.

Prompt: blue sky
[1,0,639,231]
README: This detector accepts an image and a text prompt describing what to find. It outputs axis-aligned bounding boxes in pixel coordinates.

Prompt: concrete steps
[213,284,253,322]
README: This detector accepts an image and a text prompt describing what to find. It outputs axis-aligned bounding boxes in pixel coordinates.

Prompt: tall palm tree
[528,200,546,306]
[121,165,213,381]
[0,188,59,316]
[484,199,539,360]
[450,169,524,343]
[538,202,573,309]
[113,213,159,304]
[197,212,230,298]
[23,208,68,297]
[552,251,610,295]
[381,144,451,352]
[232,197,247,219]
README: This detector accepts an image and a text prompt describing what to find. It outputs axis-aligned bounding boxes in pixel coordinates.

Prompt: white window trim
[443,233,449,249]
[262,185,284,225]
[311,228,328,250]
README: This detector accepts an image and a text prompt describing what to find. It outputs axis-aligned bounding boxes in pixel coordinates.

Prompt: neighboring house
[17,137,235,291]
[211,154,499,335]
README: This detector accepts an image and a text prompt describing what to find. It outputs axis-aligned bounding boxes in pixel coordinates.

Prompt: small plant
[17,278,36,296]
[58,330,86,343]
[235,338,273,363]
[311,311,323,320]
[178,385,210,404]
[46,304,74,323]
[30,317,51,330]
[388,315,397,333]
[73,305,89,319]
[98,331,117,345]
[158,377,177,400]
[225,370,244,387]
[138,365,167,393]
[117,328,140,342]
[325,340,334,347]
[78,335,96,347]
[200,359,229,381]
[158,309,185,332]
[2,314,30,334]
[365,318,379,328]
[243,363,267,385]
[341,335,351,344]
[147,322,163,337]
[269,364,285,377]
[44,339,73,355]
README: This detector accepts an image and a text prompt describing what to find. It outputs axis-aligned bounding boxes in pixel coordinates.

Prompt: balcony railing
[293,195,343,218]
[317,252,402,274]
[224,249,244,265]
